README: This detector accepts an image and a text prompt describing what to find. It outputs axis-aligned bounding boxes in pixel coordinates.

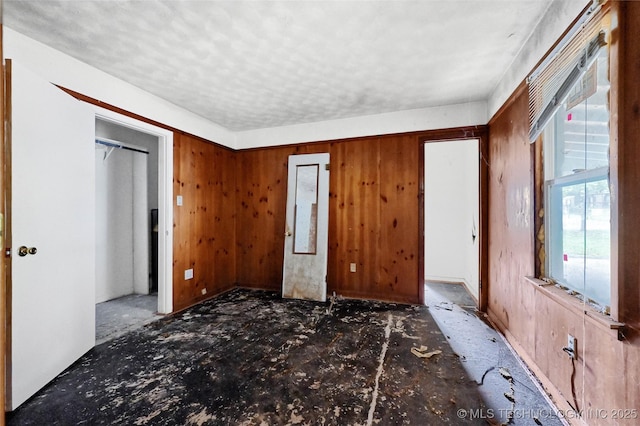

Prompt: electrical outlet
[201,288,207,295]
[350,263,356,273]
[177,195,183,206]
[184,268,193,280]
[566,334,576,358]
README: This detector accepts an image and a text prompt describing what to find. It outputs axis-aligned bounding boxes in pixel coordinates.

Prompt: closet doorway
[93,107,173,342]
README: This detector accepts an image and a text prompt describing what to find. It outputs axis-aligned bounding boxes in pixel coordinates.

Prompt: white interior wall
[96,120,159,295]
[133,154,149,295]
[424,139,479,300]
[95,147,148,303]
[95,148,132,302]
[95,120,159,213]
[235,102,488,149]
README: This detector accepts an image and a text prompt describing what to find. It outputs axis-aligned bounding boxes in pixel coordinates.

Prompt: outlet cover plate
[567,334,576,358]
[184,268,194,280]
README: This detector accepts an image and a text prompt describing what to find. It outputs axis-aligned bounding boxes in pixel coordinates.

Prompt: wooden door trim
[419,126,489,311]
[1,37,9,419]
[3,57,13,414]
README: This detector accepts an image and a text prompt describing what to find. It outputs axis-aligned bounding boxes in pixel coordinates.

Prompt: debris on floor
[326,291,340,315]
[410,345,442,359]
[434,302,454,311]
[501,366,516,423]
[499,367,513,382]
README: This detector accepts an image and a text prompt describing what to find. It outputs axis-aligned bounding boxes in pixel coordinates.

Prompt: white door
[7,61,96,409]
[282,153,330,302]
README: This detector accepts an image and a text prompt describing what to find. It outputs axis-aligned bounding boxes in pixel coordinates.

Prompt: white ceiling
[4,0,555,132]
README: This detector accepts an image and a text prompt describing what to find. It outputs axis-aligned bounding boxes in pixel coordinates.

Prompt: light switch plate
[177,195,183,206]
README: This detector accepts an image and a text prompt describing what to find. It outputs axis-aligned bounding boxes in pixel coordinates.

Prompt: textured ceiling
[4,0,553,131]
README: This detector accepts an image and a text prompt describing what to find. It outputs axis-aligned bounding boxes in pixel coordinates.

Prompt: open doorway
[424,139,480,302]
[92,107,173,342]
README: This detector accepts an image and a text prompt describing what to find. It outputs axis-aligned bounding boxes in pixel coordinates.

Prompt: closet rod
[95,137,149,155]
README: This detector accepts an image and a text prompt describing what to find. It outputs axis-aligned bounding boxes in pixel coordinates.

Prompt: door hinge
[325,163,330,171]
[5,248,11,258]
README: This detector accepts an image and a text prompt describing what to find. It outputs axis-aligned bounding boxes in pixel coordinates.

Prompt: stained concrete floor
[9,289,487,425]
[426,281,565,426]
[7,286,565,425]
[96,293,161,344]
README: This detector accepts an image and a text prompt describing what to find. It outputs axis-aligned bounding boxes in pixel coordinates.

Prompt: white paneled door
[7,60,96,409]
[282,153,330,302]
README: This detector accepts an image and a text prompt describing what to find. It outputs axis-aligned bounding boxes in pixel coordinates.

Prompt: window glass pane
[583,179,611,306]
[553,49,609,178]
[548,178,610,307]
[545,46,610,310]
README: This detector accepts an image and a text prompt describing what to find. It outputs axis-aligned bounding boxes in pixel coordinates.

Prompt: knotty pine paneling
[173,132,236,311]
[236,144,330,290]
[328,138,382,299]
[237,135,421,304]
[378,135,420,301]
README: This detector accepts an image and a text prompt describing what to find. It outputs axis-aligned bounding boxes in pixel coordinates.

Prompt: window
[528,3,612,314]
[543,46,611,312]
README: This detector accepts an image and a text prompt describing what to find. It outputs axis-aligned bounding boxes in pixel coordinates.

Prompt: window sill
[524,276,625,339]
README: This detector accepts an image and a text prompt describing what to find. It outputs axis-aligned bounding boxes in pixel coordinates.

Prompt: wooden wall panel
[236,144,329,290]
[531,290,636,425]
[487,3,640,422]
[487,86,537,353]
[237,135,422,304]
[328,138,382,299]
[377,135,420,301]
[172,133,236,311]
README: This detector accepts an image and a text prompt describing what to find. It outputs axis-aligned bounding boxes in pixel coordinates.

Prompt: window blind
[527,3,608,142]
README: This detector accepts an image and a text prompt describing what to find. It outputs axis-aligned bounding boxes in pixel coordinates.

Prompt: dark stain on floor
[7,289,488,425]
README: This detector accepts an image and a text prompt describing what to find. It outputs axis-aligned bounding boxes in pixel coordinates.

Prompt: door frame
[423,139,480,297]
[1,38,8,416]
[419,127,488,311]
[92,105,174,314]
